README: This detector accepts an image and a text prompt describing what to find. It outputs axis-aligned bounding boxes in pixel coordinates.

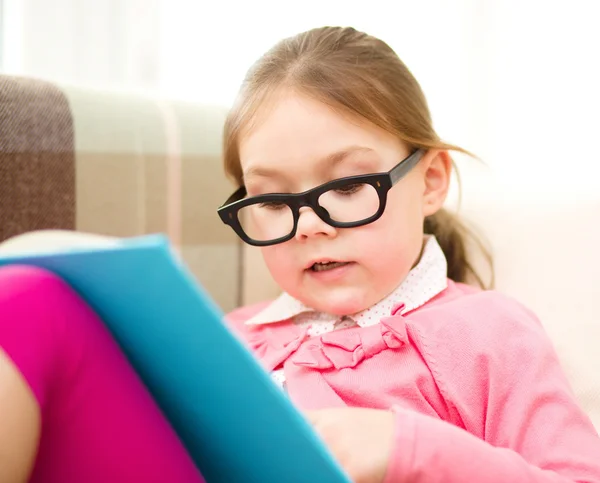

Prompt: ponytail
[424,208,493,289]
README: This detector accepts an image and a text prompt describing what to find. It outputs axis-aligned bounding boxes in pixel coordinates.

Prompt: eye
[258,201,288,210]
[334,183,364,195]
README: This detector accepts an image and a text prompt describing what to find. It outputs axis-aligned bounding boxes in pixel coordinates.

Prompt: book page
[0,230,121,256]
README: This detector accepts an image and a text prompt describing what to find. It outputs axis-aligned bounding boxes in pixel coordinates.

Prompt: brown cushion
[0,75,75,242]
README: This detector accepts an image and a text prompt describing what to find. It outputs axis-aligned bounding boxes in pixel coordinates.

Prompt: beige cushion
[61,85,240,312]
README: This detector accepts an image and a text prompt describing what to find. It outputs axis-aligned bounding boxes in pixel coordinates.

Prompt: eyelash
[333,183,363,195]
[256,183,364,210]
[258,201,287,210]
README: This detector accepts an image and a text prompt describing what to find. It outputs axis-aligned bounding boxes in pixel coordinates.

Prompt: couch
[1,74,598,430]
[0,74,240,312]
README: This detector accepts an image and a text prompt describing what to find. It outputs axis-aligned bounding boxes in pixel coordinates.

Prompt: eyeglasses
[217,149,425,246]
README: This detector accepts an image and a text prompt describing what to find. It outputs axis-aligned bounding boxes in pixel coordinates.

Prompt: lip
[304,258,344,270]
[304,258,349,270]
[305,261,356,283]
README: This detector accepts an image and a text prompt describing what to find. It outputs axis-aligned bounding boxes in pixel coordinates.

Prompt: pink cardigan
[226,280,600,482]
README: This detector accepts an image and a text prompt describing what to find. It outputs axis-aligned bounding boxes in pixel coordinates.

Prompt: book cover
[0,232,350,483]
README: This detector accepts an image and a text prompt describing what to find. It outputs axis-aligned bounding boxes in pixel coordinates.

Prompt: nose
[295,206,337,242]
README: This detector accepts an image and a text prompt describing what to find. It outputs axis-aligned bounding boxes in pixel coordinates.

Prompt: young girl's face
[239,90,450,315]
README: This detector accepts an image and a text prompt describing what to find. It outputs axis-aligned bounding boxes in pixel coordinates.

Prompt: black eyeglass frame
[217,148,425,246]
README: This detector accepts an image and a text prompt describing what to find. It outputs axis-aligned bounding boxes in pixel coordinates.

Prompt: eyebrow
[242,145,376,182]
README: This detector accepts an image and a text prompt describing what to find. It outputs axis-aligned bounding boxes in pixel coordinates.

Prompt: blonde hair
[223,26,492,288]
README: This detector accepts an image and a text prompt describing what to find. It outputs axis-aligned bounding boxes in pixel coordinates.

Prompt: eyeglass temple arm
[389,149,426,185]
[221,186,247,208]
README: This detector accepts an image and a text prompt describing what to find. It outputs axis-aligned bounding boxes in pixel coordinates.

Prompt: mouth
[307,260,353,272]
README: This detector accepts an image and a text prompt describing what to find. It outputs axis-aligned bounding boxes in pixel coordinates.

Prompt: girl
[218,26,600,482]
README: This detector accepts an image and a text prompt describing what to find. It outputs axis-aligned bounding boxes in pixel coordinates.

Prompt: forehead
[238,90,405,180]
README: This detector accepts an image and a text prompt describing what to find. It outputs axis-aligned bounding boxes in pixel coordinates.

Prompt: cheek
[261,244,298,288]
[381,185,423,239]
[354,189,425,275]
[385,181,425,242]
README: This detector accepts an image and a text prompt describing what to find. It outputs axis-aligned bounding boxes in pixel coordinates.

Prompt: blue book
[0,233,350,483]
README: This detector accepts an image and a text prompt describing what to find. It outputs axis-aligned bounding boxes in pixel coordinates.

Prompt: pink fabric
[0,265,205,483]
[227,280,600,482]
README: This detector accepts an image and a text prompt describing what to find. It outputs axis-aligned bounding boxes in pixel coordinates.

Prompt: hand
[305,407,396,483]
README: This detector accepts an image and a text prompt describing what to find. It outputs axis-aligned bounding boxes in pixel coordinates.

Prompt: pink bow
[292,316,408,370]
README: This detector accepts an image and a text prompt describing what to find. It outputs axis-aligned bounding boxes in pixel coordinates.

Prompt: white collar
[245,236,448,327]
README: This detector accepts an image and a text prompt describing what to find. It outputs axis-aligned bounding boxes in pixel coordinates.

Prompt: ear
[421,150,452,217]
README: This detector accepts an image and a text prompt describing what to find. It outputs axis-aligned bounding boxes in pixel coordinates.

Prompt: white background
[2,0,599,198]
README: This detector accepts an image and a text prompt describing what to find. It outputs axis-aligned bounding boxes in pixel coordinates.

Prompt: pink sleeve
[384,296,600,482]
[384,407,600,483]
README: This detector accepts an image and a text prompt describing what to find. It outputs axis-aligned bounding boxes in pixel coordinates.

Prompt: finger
[302,410,320,425]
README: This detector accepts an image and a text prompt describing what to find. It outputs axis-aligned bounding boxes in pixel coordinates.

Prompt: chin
[307,288,370,316]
